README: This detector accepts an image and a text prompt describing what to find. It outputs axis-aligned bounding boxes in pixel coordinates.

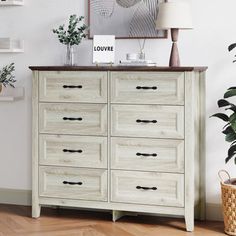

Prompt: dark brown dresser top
[29,66,207,72]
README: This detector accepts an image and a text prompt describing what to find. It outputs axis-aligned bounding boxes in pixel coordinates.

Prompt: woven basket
[219,170,236,235]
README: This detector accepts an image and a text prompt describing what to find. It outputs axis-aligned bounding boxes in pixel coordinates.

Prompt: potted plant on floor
[53,14,88,66]
[0,63,16,94]
[211,43,236,236]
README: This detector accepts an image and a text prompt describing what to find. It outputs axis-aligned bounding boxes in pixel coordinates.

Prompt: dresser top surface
[29,66,207,72]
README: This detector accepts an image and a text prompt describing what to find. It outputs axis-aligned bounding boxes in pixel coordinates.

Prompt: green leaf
[225,153,236,163]
[228,144,236,157]
[229,43,236,52]
[231,123,236,133]
[226,105,236,113]
[230,113,236,123]
[225,132,236,142]
[218,99,231,108]
[224,89,236,98]
[229,87,236,90]
[223,126,234,135]
[226,155,233,163]
[229,113,236,132]
[231,140,236,146]
[210,113,229,122]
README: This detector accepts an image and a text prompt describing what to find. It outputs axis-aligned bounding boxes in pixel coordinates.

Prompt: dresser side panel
[184,71,195,231]
[199,71,206,220]
[32,71,40,217]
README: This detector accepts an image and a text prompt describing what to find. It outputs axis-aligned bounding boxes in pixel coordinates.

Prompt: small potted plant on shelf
[53,14,88,66]
[211,43,236,236]
[0,63,16,94]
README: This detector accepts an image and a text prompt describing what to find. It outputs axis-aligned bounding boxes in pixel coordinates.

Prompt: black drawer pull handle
[63,149,83,153]
[136,153,157,157]
[63,117,83,121]
[63,85,83,89]
[63,181,82,185]
[136,119,157,124]
[136,86,157,90]
[136,186,157,191]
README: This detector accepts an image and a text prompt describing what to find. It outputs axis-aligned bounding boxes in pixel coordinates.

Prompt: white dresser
[30,66,207,232]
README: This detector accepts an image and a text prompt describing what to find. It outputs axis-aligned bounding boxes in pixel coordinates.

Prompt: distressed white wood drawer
[111,170,184,207]
[39,71,108,103]
[111,137,184,173]
[39,135,107,168]
[39,103,107,136]
[39,166,108,201]
[111,72,184,105]
[111,105,184,139]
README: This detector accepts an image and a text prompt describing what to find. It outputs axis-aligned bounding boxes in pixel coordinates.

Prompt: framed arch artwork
[88,0,168,39]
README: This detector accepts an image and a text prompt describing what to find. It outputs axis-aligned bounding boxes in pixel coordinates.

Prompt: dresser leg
[32,204,41,218]
[112,210,125,222]
[185,215,194,232]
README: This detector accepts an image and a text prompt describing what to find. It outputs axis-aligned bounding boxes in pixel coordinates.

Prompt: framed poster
[88,0,167,39]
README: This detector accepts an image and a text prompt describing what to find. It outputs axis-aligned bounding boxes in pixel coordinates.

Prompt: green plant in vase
[0,63,16,93]
[211,44,236,235]
[53,14,88,66]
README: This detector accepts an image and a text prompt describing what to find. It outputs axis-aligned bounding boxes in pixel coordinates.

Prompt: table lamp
[156,1,193,67]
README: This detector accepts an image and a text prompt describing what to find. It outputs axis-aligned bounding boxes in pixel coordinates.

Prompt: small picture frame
[93,35,115,64]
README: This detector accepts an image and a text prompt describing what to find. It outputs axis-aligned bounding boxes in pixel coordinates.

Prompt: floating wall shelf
[0,0,24,6]
[0,39,24,53]
[0,87,24,101]
[0,48,24,53]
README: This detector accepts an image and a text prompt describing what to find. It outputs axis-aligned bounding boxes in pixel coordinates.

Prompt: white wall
[0,0,236,220]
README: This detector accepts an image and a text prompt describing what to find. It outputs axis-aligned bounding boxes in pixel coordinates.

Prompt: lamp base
[169,28,180,67]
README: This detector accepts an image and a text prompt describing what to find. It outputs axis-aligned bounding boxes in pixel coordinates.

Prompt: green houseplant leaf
[218,99,231,108]
[226,155,234,163]
[225,144,236,163]
[228,144,236,157]
[211,113,229,122]
[231,140,236,147]
[228,43,236,52]
[226,105,236,113]
[225,132,236,142]
[224,89,236,98]
[222,126,234,135]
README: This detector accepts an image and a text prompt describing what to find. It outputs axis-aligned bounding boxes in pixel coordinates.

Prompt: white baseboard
[0,188,31,206]
[0,189,224,221]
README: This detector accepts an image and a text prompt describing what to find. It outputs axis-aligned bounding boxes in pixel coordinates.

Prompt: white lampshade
[156,2,193,30]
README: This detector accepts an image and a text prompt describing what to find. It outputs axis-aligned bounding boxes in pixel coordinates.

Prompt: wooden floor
[0,204,225,236]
